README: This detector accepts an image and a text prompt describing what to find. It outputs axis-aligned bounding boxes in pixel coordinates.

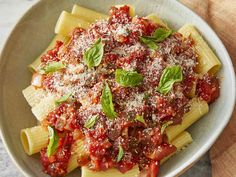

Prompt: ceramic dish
[0,0,235,176]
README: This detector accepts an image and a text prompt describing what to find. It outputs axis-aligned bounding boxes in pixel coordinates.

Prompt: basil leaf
[115,69,143,87]
[156,65,183,95]
[117,146,124,162]
[47,126,59,157]
[140,27,172,49]
[55,93,71,105]
[135,115,146,124]
[140,37,158,50]
[43,61,65,74]
[83,38,104,68]
[152,28,172,42]
[101,82,117,119]
[84,115,98,129]
[161,121,173,134]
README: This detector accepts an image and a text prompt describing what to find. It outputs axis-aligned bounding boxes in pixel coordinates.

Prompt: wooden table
[180,0,236,176]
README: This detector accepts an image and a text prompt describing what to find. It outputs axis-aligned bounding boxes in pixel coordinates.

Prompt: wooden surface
[180,0,236,176]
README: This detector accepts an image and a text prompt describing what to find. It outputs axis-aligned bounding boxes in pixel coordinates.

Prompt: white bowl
[0,0,235,176]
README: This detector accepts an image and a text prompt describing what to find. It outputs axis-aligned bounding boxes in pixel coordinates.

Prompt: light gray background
[0,0,211,176]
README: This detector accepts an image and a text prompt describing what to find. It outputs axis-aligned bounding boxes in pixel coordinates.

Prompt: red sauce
[35,5,220,177]
[40,133,73,177]
[46,103,80,131]
[197,74,220,103]
[41,41,64,65]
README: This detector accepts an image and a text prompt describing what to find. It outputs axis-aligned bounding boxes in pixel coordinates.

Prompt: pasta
[31,95,56,121]
[55,11,90,36]
[81,165,140,177]
[22,85,46,107]
[71,4,108,21]
[165,98,209,142]
[67,139,88,173]
[21,126,49,155]
[20,4,221,177]
[178,24,221,75]
[161,131,193,164]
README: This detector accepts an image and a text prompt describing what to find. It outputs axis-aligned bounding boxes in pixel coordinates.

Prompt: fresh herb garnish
[140,37,158,50]
[101,82,117,119]
[47,126,59,157]
[135,115,146,124]
[42,61,65,74]
[140,27,172,50]
[115,69,143,87]
[84,115,99,129]
[117,146,124,162]
[156,65,183,95]
[55,93,71,105]
[161,121,173,134]
[83,38,104,68]
[152,28,172,42]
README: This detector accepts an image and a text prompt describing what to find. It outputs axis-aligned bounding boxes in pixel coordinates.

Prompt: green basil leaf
[84,115,98,129]
[140,36,158,50]
[83,38,104,68]
[47,126,59,157]
[43,61,65,74]
[101,82,117,119]
[115,69,143,87]
[156,65,183,95]
[152,27,172,42]
[161,121,173,134]
[117,146,124,162]
[135,115,146,124]
[140,27,172,49]
[55,93,72,105]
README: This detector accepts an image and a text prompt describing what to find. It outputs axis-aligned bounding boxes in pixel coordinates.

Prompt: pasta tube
[22,85,46,107]
[161,131,193,164]
[81,165,139,177]
[21,126,49,155]
[55,11,90,37]
[178,24,221,75]
[67,139,88,173]
[145,14,169,29]
[165,98,209,142]
[31,95,56,121]
[71,4,108,22]
[29,34,69,72]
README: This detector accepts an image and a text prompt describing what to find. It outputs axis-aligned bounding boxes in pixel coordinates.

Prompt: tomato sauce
[40,133,73,176]
[35,5,220,176]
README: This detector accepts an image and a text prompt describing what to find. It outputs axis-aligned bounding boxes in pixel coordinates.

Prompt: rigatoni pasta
[22,85,47,107]
[165,98,209,142]
[20,4,221,177]
[178,24,221,75]
[31,95,56,121]
[21,126,49,155]
[71,4,108,21]
[55,11,90,36]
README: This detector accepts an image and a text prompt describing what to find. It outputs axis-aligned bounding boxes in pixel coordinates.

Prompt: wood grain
[180,0,236,176]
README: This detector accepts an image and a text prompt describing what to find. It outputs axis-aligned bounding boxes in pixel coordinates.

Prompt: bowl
[0,0,235,176]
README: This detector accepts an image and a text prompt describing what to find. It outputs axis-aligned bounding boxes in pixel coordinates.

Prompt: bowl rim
[0,0,235,177]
